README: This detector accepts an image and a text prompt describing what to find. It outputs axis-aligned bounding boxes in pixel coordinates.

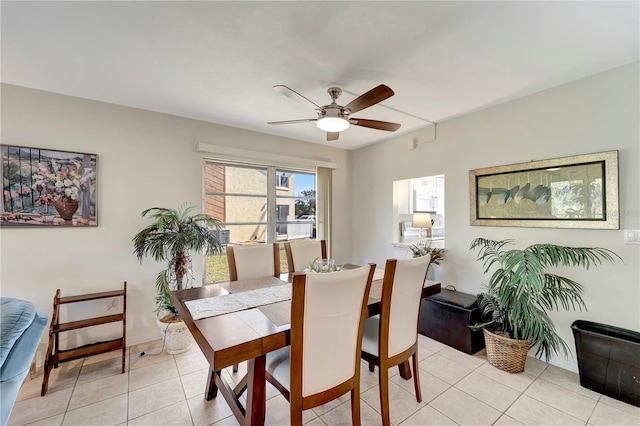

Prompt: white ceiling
[2,1,638,150]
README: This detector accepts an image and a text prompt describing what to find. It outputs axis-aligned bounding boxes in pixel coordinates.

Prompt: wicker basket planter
[483,329,532,373]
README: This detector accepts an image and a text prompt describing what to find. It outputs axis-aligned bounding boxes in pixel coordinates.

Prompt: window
[204,161,316,282]
[276,172,290,189]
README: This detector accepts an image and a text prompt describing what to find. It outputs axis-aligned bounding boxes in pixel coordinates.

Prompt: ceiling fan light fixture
[316,116,350,132]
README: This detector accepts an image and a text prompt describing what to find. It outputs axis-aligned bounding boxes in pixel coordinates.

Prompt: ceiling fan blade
[350,118,401,132]
[327,132,339,142]
[268,118,317,125]
[273,85,322,110]
[344,84,394,114]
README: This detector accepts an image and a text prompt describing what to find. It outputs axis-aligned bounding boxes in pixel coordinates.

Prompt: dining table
[171,265,441,426]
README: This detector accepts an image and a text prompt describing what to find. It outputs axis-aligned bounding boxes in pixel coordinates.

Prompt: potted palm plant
[469,237,619,373]
[409,243,444,274]
[133,203,223,354]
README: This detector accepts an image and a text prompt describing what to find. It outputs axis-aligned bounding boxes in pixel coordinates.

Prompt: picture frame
[469,150,618,229]
[1,145,98,227]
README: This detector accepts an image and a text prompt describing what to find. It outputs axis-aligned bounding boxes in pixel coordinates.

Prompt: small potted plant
[469,237,620,373]
[133,203,223,353]
[409,243,444,274]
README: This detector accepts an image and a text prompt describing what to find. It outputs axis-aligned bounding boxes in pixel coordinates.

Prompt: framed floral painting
[1,145,98,227]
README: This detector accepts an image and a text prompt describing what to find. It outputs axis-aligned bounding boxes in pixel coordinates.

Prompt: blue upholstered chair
[1,297,48,426]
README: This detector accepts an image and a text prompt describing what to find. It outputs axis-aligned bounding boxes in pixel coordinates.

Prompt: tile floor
[9,335,640,425]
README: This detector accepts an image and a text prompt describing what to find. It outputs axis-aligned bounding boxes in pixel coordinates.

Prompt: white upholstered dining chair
[284,239,327,273]
[226,243,280,281]
[360,255,431,426]
[265,264,375,426]
[225,243,280,372]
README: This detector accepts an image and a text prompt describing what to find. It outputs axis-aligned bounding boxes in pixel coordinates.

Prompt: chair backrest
[285,240,327,273]
[226,243,280,281]
[290,264,375,398]
[380,255,430,358]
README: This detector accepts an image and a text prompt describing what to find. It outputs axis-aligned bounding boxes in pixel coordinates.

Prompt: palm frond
[133,203,224,316]
[470,238,618,361]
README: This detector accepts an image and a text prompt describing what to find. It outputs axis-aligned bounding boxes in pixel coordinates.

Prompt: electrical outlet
[623,229,640,244]
[106,298,119,311]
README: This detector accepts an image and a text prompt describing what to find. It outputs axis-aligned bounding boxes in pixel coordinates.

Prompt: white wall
[0,84,352,346]
[351,62,640,370]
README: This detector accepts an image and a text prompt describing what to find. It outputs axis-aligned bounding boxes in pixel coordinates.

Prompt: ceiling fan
[268,84,401,141]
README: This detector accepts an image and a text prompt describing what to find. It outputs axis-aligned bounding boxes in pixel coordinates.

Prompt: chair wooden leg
[290,402,303,426]
[351,388,361,426]
[412,353,422,403]
[368,361,375,372]
[378,366,391,426]
[232,363,239,373]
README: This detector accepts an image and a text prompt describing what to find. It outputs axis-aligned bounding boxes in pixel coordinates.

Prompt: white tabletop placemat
[186,283,292,320]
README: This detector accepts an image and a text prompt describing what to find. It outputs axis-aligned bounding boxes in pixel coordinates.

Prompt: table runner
[186,283,292,320]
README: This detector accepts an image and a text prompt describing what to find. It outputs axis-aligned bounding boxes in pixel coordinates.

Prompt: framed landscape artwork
[1,145,98,227]
[469,151,619,229]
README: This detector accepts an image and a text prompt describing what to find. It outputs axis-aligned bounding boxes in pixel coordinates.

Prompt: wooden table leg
[398,360,412,380]
[205,366,219,400]
[244,355,266,426]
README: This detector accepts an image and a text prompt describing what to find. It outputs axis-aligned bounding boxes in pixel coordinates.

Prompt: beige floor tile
[417,335,449,353]
[265,394,318,425]
[419,353,472,385]
[359,367,382,394]
[181,367,209,399]
[24,413,65,426]
[311,392,351,417]
[129,358,179,391]
[597,394,640,416]
[175,350,210,376]
[62,394,127,426]
[187,393,235,426]
[588,401,640,426]
[212,416,242,425]
[400,404,458,425]
[129,400,192,426]
[361,380,425,425]
[17,365,81,401]
[128,339,165,355]
[430,387,501,426]
[475,363,536,393]
[8,388,73,426]
[438,346,486,371]
[455,371,520,412]
[525,377,597,421]
[67,373,128,411]
[390,369,450,404]
[493,414,525,425]
[506,395,584,425]
[128,377,186,419]
[320,398,383,426]
[523,356,548,377]
[76,357,127,385]
[304,417,327,426]
[539,364,601,399]
[128,348,174,370]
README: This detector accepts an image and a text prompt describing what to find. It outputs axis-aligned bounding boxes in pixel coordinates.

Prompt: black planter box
[419,289,485,354]
[572,320,640,407]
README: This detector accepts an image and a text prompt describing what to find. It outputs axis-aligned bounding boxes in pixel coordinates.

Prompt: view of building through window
[204,161,316,282]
